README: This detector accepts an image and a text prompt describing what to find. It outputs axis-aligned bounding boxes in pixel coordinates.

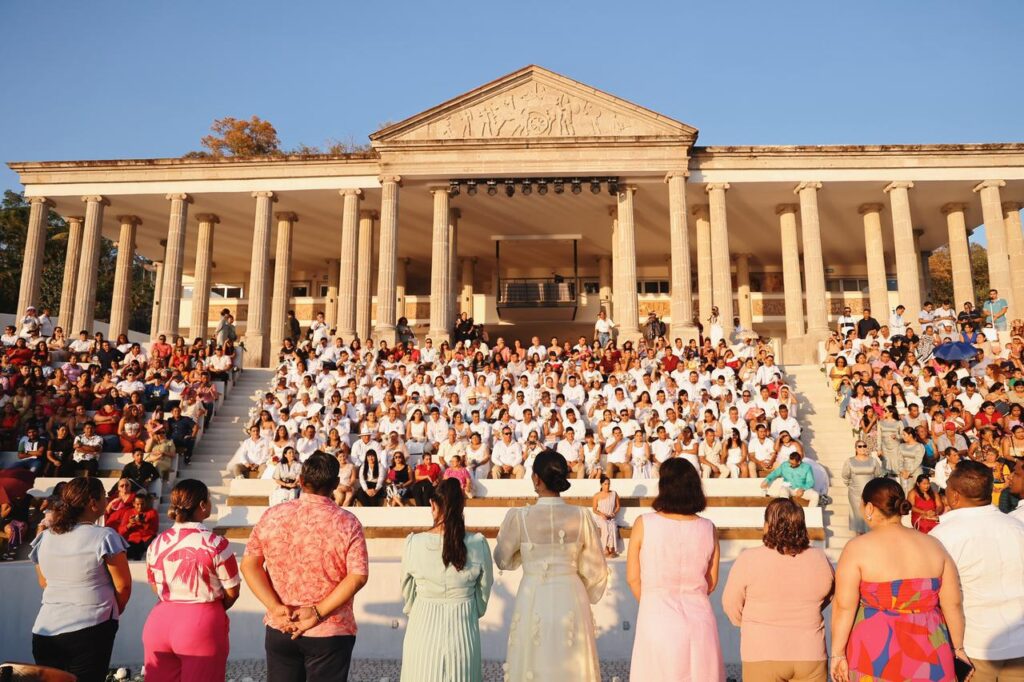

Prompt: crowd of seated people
[236,308,827,510]
[0,304,239,558]
[824,293,1024,531]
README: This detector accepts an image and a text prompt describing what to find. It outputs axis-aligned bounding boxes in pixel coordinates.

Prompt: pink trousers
[142,601,229,682]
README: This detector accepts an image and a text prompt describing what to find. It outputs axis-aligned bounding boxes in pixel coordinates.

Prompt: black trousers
[33,618,118,682]
[265,626,355,682]
[410,480,435,507]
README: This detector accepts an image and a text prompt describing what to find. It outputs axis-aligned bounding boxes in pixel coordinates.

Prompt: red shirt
[415,462,442,484]
[245,494,368,637]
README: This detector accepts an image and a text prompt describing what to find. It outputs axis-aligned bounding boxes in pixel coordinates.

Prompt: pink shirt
[443,467,471,488]
[722,545,835,662]
[245,494,369,637]
[146,522,239,604]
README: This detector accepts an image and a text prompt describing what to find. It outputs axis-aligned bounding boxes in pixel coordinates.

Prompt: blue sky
[2,0,1021,237]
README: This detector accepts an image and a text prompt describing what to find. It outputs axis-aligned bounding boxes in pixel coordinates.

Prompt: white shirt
[770,415,802,440]
[931,505,1024,660]
[1010,500,1024,525]
[491,440,523,468]
[747,436,775,464]
[556,438,581,463]
[238,437,269,467]
[594,318,614,334]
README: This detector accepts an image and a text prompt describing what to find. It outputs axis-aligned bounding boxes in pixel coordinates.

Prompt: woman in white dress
[708,306,724,346]
[629,430,653,479]
[494,450,609,682]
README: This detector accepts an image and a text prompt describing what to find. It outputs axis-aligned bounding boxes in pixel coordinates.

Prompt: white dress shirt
[491,440,523,468]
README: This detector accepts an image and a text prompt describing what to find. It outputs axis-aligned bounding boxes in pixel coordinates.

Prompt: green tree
[927,243,989,305]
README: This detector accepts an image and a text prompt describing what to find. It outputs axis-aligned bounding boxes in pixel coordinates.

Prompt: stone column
[72,195,108,334]
[448,209,460,324]
[157,193,191,340]
[373,175,401,342]
[860,204,890,319]
[609,208,621,319]
[940,203,973,308]
[355,210,376,340]
[777,204,805,340]
[59,215,84,329]
[17,197,53,316]
[912,228,931,301]
[429,188,452,342]
[692,204,713,322]
[325,260,340,330]
[614,186,640,341]
[396,258,409,323]
[974,181,1012,312]
[269,212,298,352]
[735,253,753,331]
[245,191,275,366]
[1003,202,1024,319]
[666,172,697,341]
[336,189,361,340]
[190,214,218,340]
[796,181,828,336]
[108,215,141,341]
[884,181,922,315]
[460,257,476,317]
[706,184,734,338]
[597,256,612,315]
[149,260,163,338]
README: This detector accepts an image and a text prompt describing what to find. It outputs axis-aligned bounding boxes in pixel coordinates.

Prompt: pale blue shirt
[30,523,128,635]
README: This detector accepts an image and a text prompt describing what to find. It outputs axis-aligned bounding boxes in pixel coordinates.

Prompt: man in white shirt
[350,430,382,467]
[837,306,856,338]
[1008,459,1024,525]
[770,404,802,440]
[752,356,782,389]
[295,425,324,463]
[234,425,269,478]
[68,331,94,355]
[556,428,584,478]
[956,382,984,416]
[525,336,547,360]
[18,306,40,339]
[916,301,935,329]
[436,428,466,468]
[490,427,525,479]
[309,311,330,344]
[594,309,615,348]
[419,338,438,365]
[37,307,54,338]
[931,461,1024,677]
[747,424,776,477]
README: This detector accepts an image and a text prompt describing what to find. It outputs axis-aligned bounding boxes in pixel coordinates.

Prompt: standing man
[594,309,615,348]
[1008,459,1024,524]
[242,452,369,682]
[855,308,881,340]
[287,310,302,343]
[983,289,1009,333]
[931,461,1024,681]
[837,306,856,338]
[889,305,908,337]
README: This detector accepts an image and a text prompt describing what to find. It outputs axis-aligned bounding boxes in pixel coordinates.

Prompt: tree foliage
[0,190,154,332]
[927,243,990,305]
[189,116,282,158]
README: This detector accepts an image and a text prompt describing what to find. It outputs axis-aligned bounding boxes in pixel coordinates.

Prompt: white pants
[767,478,820,506]
[701,462,731,479]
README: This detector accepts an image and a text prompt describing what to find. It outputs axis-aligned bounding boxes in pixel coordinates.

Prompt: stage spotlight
[505,179,516,197]
[537,180,548,195]
[449,180,460,197]
[521,181,532,196]
[607,178,619,195]
[466,180,478,196]
[571,178,582,195]
[553,179,565,194]
[486,180,498,196]
[590,179,601,194]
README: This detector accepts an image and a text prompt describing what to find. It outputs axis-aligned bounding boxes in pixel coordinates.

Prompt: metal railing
[497,277,578,307]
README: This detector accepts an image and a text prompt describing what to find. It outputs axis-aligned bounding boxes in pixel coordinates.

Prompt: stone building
[10,65,1024,365]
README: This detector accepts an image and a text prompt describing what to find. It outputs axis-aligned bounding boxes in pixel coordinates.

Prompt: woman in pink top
[723,498,835,682]
[627,458,725,681]
[143,479,240,682]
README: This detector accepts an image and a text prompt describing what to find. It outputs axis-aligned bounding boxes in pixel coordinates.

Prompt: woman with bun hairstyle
[30,476,132,682]
[400,478,494,682]
[494,449,608,682]
[143,479,241,682]
[627,458,724,681]
[830,477,966,682]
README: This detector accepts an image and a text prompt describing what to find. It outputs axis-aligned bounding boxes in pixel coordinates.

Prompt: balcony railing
[497,277,578,307]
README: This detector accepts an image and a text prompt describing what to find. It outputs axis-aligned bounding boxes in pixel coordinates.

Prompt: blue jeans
[838,383,852,418]
[598,332,610,348]
[5,457,43,474]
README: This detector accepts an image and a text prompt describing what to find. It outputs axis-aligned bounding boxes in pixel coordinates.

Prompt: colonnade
[14,177,1023,367]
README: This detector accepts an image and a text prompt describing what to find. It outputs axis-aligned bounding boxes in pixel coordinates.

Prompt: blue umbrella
[932,341,978,362]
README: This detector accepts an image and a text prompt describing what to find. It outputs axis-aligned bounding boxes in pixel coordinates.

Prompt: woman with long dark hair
[143,479,240,681]
[400,478,493,681]
[30,477,132,682]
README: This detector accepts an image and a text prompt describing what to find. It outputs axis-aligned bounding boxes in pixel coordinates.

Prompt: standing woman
[627,458,724,681]
[400,478,494,682]
[897,427,925,493]
[494,450,608,682]
[30,477,132,682]
[841,441,885,534]
[723,499,834,682]
[830,478,966,682]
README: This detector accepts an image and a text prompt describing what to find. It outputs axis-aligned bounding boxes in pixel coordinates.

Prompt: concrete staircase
[784,364,858,557]
[172,369,275,520]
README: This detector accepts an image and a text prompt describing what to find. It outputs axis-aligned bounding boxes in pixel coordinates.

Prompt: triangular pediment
[371,65,697,147]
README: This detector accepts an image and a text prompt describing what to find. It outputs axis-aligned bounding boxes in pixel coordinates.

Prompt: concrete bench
[29,476,163,499]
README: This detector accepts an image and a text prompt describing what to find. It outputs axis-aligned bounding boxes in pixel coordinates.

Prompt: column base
[373,325,397,346]
[781,336,809,365]
[668,323,701,344]
[617,327,642,346]
[803,328,830,364]
[427,328,451,345]
[243,334,267,368]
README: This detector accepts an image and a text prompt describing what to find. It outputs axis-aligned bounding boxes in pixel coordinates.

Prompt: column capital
[775,203,799,215]
[80,195,109,205]
[379,175,402,186]
[883,181,914,193]
[973,179,1006,193]
[251,191,276,200]
[663,171,690,182]
[733,252,752,263]
[339,188,363,198]
[615,186,638,201]
[116,215,143,226]
[274,211,299,222]
[428,186,450,195]
[1003,201,1024,213]
[359,209,379,220]
[794,181,822,194]
[691,203,710,217]
[858,203,885,215]
[28,196,54,207]
[65,215,85,225]
[940,202,967,215]
[705,182,730,193]
[195,213,220,224]
[165,193,192,203]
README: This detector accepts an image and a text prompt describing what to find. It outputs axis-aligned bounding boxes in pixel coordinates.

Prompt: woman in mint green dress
[401,478,494,682]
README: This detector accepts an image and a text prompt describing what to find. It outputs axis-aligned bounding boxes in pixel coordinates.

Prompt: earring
[865,512,873,521]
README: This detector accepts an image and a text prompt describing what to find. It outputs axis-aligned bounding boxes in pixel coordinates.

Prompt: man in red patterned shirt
[242,451,369,681]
